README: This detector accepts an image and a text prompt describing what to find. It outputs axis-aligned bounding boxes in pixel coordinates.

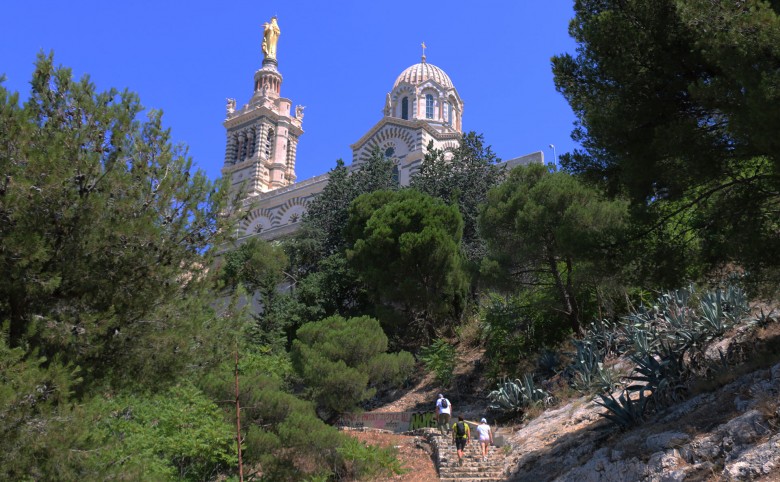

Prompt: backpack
[455,421,466,437]
[441,398,448,409]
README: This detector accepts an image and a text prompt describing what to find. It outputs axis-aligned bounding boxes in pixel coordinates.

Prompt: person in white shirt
[476,418,493,461]
[435,393,452,435]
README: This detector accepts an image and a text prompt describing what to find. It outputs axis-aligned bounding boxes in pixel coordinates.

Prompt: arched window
[231,134,239,164]
[265,128,274,158]
[446,102,452,125]
[425,95,434,119]
[238,134,246,160]
[401,97,409,120]
[392,164,400,185]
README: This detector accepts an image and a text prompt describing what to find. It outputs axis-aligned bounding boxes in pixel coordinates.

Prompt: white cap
[481,418,487,423]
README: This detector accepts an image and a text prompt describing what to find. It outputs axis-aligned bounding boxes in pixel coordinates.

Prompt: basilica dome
[382,55,463,136]
[393,61,454,90]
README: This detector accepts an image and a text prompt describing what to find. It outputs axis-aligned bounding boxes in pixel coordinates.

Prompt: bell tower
[221,16,304,198]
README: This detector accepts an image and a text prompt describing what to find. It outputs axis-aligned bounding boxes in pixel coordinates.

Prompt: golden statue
[262,17,281,61]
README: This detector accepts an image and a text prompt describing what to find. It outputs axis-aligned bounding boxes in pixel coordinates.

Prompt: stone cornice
[240,172,331,207]
[350,117,460,151]
[223,99,303,136]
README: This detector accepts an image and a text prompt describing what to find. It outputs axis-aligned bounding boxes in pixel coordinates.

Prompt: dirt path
[346,430,440,482]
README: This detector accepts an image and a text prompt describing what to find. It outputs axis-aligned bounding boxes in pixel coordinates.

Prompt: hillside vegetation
[3,1,780,480]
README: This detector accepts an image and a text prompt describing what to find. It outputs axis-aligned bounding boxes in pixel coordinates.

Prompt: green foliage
[9,384,236,481]
[480,163,629,333]
[94,384,236,480]
[288,150,395,326]
[419,338,456,387]
[336,437,407,480]
[366,351,416,389]
[291,315,414,418]
[291,252,371,321]
[411,132,505,263]
[222,237,288,299]
[0,330,83,480]
[346,189,468,338]
[197,346,359,481]
[220,238,295,350]
[481,293,571,375]
[552,0,780,281]
[0,53,235,386]
[303,148,397,257]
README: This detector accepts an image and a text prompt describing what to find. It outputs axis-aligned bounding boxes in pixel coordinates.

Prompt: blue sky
[1,1,580,182]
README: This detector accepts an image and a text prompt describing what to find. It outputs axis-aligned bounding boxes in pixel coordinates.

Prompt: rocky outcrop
[499,362,780,481]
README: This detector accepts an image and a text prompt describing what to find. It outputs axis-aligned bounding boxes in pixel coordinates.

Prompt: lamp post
[548,144,557,166]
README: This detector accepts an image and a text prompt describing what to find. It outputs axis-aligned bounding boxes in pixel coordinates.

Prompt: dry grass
[688,322,780,398]
[346,430,439,482]
[755,394,780,431]
[455,315,483,348]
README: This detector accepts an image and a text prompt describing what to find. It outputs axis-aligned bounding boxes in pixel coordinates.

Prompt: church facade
[221,18,542,241]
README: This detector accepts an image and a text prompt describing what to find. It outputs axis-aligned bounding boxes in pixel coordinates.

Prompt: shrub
[419,338,456,387]
[291,315,414,418]
[482,293,571,375]
[86,384,236,480]
[336,437,407,480]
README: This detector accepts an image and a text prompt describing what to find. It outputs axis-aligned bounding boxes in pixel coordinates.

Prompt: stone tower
[221,17,304,198]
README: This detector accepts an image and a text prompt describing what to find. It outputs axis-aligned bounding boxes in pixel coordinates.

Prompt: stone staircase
[420,428,508,482]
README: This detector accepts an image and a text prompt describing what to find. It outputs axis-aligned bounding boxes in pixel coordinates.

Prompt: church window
[401,97,409,120]
[447,102,452,125]
[241,136,248,160]
[425,95,434,119]
[265,128,274,158]
[392,164,400,185]
[385,147,395,158]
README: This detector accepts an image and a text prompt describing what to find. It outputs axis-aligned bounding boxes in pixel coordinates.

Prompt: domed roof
[393,60,454,90]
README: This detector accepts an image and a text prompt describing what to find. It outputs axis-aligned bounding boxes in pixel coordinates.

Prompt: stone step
[439,478,505,482]
[439,471,505,478]
[440,461,502,469]
[440,464,503,470]
[419,428,508,481]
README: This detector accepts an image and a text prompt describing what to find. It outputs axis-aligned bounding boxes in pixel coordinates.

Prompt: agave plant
[584,318,624,357]
[488,374,552,412]
[628,325,657,357]
[518,373,553,405]
[596,390,649,430]
[658,285,694,313]
[753,307,777,328]
[537,350,561,377]
[699,290,730,337]
[488,377,525,412]
[569,341,617,394]
[722,285,749,324]
[627,344,687,408]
